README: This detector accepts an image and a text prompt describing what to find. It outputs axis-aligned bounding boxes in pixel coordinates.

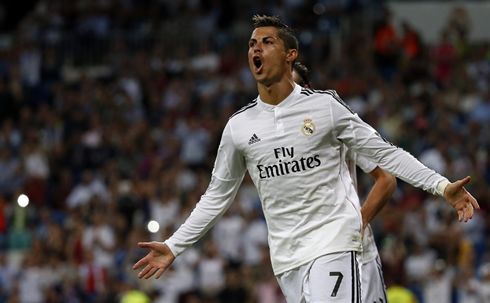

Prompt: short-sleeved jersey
[165,84,447,275]
[345,149,380,264]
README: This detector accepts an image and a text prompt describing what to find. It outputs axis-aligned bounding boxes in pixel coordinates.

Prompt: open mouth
[253,56,263,74]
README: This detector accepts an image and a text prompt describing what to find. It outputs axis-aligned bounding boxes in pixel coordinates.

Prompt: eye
[249,41,256,48]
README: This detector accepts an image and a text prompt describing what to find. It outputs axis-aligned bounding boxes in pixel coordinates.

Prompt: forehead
[250,26,281,40]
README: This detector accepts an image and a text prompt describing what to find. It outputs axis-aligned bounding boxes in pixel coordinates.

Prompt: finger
[133,256,148,270]
[471,199,480,210]
[463,207,471,222]
[138,242,154,248]
[467,203,474,219]
[466,190,480,210]
[144,267,158,279]
[457,210,463,222]
[156,268,165,279]
[138,264,152,279]
[455,176,471,187]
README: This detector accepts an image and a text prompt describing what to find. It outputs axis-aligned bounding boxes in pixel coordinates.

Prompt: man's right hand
[133,242,175,279]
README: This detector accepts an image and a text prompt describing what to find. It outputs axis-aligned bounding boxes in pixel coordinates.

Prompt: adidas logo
[248,134,261,145]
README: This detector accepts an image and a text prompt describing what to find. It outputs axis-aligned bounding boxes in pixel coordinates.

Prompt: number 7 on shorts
[329,272,343,297]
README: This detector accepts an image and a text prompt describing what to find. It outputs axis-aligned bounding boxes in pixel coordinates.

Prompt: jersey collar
[257,84,301,112]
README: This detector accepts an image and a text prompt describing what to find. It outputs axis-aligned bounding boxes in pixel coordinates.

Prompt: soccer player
[293,61,394,302]
[133,15,479,302]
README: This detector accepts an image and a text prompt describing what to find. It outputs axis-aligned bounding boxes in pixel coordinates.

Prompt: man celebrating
[134,15,478,303]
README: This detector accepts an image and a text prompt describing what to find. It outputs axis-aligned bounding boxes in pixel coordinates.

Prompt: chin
[255,75,267,83]
[257,79,274,87]
[253,73,265,82]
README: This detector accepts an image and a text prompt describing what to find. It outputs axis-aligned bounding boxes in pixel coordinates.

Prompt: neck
[257,76,296,105]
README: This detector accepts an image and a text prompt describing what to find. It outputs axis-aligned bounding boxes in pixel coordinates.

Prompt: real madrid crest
[302,118,316,136]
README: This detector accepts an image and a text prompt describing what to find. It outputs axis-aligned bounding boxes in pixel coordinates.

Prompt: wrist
[163,240,178,258]
[361,212,369,229]
[437,179,450,196]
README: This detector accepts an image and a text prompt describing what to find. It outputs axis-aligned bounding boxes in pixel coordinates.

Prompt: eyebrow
[249,36,277,43]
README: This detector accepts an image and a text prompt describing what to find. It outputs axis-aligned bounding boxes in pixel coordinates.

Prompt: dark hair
[252,15,299,53]
[293,62,311,88]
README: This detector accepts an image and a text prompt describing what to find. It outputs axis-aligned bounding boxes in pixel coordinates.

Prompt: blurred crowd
[0,0,489,302]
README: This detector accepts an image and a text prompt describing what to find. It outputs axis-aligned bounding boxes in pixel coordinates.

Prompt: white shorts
[276,251,361,303]
[361,255,387,303]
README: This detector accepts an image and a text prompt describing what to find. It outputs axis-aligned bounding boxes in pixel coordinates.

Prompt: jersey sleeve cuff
[164,240,179,258]
[436,179,450,196]
[362,163,377,174]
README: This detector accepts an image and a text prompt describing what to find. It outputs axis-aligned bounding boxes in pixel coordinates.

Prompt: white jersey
[165,84,448,275]
[345,149,380,264]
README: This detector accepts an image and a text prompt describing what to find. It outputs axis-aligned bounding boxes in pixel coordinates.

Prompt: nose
[253,43,261,53]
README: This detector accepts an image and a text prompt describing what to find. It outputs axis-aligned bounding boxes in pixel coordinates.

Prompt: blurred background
[0,0,489,302]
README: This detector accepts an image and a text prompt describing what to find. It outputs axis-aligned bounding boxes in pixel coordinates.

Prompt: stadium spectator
[432,30,458,85]
[470,88,490,125]
[0,149,24,195]
[401,21,421,60]
[422,259,454,303]
[374,9,400,82]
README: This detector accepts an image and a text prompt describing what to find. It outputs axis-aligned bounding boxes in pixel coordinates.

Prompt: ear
[286,49,298,64]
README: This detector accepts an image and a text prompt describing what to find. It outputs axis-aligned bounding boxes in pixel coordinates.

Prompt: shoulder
[229,99,258,121]
[299,88,355,114]
[299,87,338,98]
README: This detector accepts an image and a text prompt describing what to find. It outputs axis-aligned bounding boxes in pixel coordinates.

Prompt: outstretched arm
[329,92,479,222]
[133,121,247,279]
[361,167,397,229]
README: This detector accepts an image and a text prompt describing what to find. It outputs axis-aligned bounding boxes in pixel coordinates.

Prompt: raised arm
[133,121,247,279]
